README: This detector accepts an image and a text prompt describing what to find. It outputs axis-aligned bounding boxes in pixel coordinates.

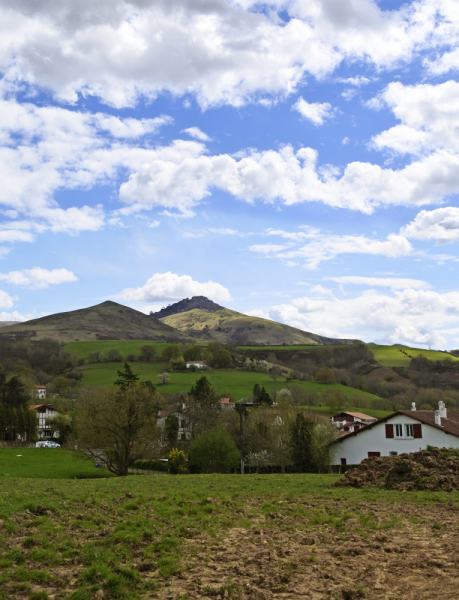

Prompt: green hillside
[66,340,201,359]
[368,344,459,367]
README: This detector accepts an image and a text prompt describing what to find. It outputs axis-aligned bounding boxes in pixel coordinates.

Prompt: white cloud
[0,267,77,289]
[149,220,160,228]
[292,98,335,125]
[250,229,412,269]
[336,76,371,86]
[341,89,357,101]
[182,127,211,142]
[0,0,451,109]
[116,272,232,303]
[310,284,333,295]
[342,137,350,145]
[326,276,431,290]
[401,207,459,244]
[263,287,459,348]
[0,290,14,309]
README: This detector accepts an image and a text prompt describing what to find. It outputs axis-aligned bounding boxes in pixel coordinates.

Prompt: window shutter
[385,424,394,438]
[413,424,422,438]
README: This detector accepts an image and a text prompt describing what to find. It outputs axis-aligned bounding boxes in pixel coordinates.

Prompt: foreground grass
[1,471,458,600]
[0,449,114,480]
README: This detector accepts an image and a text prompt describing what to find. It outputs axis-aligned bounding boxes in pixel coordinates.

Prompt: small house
[186,361,207,370]
[157,408,190,440]
[331,411,377,436]
[220,398,235,410]
[35,385,47,400]
[332,402,459,467]
[31,404,59,439]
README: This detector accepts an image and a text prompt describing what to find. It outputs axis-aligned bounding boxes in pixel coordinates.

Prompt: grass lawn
[79,361,383,402]
[368,344,459,367]
[0,469,458,599]
[0,449,114,480]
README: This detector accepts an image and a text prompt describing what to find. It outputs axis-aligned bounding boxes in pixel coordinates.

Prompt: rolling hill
[0,301,193,344]
[152,297,360,346]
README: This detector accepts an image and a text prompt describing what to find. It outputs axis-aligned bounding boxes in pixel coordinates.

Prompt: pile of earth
[335,447,459,491]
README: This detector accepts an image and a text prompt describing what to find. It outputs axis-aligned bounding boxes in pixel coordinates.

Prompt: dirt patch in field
[336,448,459,491]
[166,500,459,600]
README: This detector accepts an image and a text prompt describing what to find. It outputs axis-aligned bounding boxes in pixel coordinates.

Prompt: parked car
[36,441,61,448]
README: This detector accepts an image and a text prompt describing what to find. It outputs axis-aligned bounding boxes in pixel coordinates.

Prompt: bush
[170,358,186,371]
[133,459,168,472]
[188,427,239,473]
[315,366,336,383]
[168,448,187,474]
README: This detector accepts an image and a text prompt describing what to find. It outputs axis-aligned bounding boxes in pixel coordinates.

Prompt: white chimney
[411,402,416,411]
[439,401,447,420]
[435,410,442,426]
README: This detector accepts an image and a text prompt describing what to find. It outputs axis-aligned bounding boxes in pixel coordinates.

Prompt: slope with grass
[369,344,459,368]
[0,301,193,344]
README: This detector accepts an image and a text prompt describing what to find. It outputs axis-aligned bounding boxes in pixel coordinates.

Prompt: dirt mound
[335,447,459,491]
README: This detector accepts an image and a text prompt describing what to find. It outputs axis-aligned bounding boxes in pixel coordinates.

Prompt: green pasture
[368,344,459,368]
[66,340,203,360]
[238,344,347,351]
[0,449,113,479]
[79,361,383,402]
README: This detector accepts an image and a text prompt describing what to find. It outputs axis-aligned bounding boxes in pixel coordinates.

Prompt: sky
[1,0,459,349]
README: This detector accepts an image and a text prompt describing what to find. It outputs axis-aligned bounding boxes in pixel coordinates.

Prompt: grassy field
[369,344,459,367]
[66,340,194,360]
[78,361,383,402]
[238,344,345,351]
[1,458,458,600]
[0,449,113,479]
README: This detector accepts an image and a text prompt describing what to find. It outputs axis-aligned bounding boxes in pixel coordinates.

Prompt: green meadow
[368,344,459,367]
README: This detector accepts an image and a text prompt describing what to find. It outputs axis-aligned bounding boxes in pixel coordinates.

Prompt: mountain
[154,296,359,346]
[0,301,193,343]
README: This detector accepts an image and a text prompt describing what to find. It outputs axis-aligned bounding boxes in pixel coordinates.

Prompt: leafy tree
[161,345,182,361]
[210,349,232,368]
[188,427,239,473]
[157,372,170,385]
[50,376,73,396]
[0,372,36,441]
[75,385,160,476]
[87,351,102,363]
[165,413,180,444]
[189,376,216,402]
[315,366,336,384]
[321,389,346,410]
[114,362,140,391]
[139,345,158,363]
[246,450,272,474]
[253,385,271,405]
[168,448,187,474]
[48,413,72,445]
[289,412,314,472]
[105,349,123,362]
[311,423,337,473]
[188,376,221,436]
[183,345,203,361]
[170,357,186,370]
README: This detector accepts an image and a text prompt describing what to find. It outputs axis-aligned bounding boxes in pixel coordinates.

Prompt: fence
[0,441,35,448]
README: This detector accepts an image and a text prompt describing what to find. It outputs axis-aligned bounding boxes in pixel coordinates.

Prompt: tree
[75,385,160,476]
[188,376,221,436]
[87,351,102,363]
[311,422,337,473]
[161,345,182,361]
[157,372,170,385]
[321,389,346,410]
[188,427,239,473]
[315,366,336,384]
[183,345,203,361]
[105,349,123,362]
[246,450,272,474]
[0,372,37,441]
[168,448,187,474]
[210,349,232,368]
[289,412,314,472]
[49,376,73,396]
[170,357,186,370]
[269,365,282,381]
[165,413,180,444]
[48,413,72,445]
[139,345,158,363]
[114,362,140,391]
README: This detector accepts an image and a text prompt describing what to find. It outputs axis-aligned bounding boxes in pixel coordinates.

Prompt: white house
[331,411,377,435]
[157,407,190,440]
[35,385,47,400]
[31,404,59,439]
[186,360,207,369]
[332,402,459,467]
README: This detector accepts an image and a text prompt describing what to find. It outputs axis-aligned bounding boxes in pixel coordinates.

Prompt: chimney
[439,401,447,420]
[411,402,416,411]
[435,410,442,426]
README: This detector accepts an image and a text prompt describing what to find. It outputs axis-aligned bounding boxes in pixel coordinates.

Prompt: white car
[36,441,61,448]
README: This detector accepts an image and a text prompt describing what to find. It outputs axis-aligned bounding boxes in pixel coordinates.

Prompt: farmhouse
[220,397,235,410]
[35,385,47,400]
[186,360,207,369]
[31,404,59,439]
[156,408,190,440]
[332,402,459,466]
[331,411,377,435]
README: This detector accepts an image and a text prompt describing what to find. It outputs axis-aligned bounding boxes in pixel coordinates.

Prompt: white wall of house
[333,413,459,465]
[186,361,206,369]
[36,388,46,399]
[36,406,58,438]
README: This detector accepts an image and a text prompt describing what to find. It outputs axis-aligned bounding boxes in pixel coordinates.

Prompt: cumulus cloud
[291,98,335,125]
[326,276,431,290]
[0,0,454,108]
[182,127,211,142]
[262,287,459,348]
[0,268,77,289]
[401,207,459,244]
[249,229,412,269]
[0,290,14,309]
[116,272,232,303]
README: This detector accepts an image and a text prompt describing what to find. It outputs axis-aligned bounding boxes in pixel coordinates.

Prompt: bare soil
[336,448,459,491]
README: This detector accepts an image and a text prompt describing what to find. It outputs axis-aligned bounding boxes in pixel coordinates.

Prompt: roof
[35,385,47,389]
[186,360,206,364]
[333,410,459,443]
[30,404,59,412]
[220,398,235,405]
[157,408,179,418]
[339,411,377,420]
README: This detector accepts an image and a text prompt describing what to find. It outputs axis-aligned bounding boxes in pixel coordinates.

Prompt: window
[389,451,398,456]
[341,458,347,466]
[405,424,414,438]
[394,424,403,438]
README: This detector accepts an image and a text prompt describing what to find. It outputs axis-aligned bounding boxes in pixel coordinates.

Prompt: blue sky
[1,0,459,348]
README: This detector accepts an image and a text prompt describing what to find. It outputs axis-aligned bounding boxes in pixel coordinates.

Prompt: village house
[186,360,207,369]
[156,407,190,440]
[331,411,377,435]
[220,398,235,410]
[35,385,47,400]
[332,401,459,467]
[31,404,59,439]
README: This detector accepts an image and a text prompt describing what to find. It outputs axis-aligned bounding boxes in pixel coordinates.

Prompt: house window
[341,458,347,466]
[389,451,398,456]
[405,424,414,438]
[394,424,403,438]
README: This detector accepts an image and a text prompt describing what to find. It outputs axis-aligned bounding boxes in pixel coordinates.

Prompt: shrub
[168,448,187,474]
[188,427,239,473]
[315,366,336,383]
